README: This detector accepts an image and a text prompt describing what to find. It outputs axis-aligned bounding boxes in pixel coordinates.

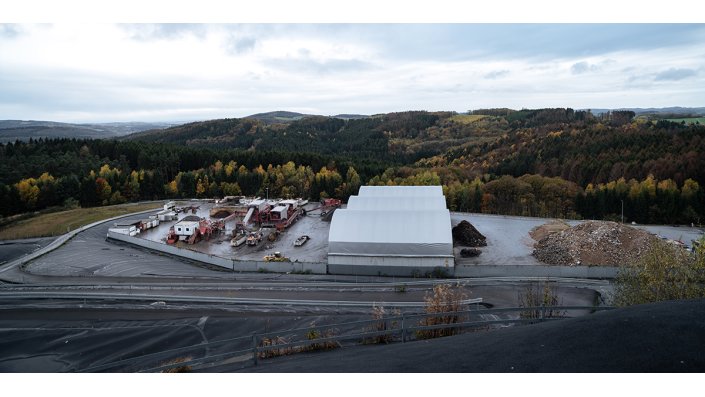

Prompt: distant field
[664,117,705,124]
[0,202,163,240]
[449,114,486,124]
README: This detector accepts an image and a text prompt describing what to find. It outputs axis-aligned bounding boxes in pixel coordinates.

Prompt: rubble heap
[529,220,570,242]
[533,221,661,266]
[452,220,487,247]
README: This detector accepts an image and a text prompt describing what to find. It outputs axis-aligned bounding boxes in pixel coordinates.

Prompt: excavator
[264,252,290,262]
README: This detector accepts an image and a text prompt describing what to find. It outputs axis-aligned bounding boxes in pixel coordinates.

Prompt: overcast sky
[0,23,704,123]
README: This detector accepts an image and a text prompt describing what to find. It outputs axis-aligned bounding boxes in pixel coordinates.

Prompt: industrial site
[102,185,701,279]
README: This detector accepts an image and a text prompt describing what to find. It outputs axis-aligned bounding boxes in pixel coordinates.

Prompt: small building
[174,215,201,240]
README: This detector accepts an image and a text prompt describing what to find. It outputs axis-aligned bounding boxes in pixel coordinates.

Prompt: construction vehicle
[246,230,263,246]
[264,252,289,262]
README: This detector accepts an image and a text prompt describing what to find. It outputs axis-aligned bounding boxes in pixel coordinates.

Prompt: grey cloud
[0,24,22,38]
[121,24,206,41]
[264,57,375,75]
[225,35,256,54]
[484,70,509,79]
[571,61,600,74]
[654,68,697,81]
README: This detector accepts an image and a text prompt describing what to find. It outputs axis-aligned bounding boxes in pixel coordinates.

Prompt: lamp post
[266,187,269,202]
[621,199,624,224]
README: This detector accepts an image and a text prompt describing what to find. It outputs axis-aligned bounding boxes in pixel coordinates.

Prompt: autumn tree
[614,239,705,306]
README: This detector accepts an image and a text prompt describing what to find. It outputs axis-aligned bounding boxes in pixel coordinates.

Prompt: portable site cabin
[327,185,454,276]
[174,215,201,240]
[157,209,178,221]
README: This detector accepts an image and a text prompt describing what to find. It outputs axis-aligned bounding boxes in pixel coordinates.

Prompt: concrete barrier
[454,264,618,279]
[106,231,327,275]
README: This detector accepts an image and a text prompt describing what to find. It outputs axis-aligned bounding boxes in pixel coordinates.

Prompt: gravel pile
[533,221,661,266]
[452,220,487,247]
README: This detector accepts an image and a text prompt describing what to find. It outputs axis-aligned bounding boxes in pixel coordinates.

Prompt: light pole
[621,199,624,224]
[266,187,269,202]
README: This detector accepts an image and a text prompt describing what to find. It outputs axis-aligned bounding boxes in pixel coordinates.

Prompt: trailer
[231,233,248,247]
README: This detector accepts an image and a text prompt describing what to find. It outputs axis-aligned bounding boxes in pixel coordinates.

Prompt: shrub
[363,305,400,344]
[416,283,468,339]
[517,282,565,319]
[614,238,705,306]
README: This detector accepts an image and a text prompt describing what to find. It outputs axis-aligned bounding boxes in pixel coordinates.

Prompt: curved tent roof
[346,195,447,211]
[328,209,453,257]
[358,185,443,197]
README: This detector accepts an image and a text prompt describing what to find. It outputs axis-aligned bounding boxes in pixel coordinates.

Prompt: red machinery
[195,218,225,243]
[166,227,178,244]
[305,198,341,216]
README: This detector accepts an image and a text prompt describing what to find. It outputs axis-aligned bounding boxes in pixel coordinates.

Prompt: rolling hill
[0,120,175,143]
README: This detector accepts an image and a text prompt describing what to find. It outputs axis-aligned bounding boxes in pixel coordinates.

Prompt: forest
[1,108,703,225]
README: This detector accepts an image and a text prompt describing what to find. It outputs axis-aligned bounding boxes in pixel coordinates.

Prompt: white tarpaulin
[346,195,447,211]
[358,185,443,197]
[328,209,453,257]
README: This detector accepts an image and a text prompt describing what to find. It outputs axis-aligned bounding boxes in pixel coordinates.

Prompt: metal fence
[78,304,614,373]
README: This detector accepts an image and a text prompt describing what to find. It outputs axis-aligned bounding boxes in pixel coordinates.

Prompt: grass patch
[664,117,705,124]
[0,202,163,240]
[449,114,486,124]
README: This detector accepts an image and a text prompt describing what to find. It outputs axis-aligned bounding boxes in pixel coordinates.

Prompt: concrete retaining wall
[105,232,616,279]
[106,231,327,275]
[327,264,453,277]
[454,264,618,279]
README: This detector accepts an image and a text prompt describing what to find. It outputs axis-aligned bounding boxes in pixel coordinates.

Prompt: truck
[246,230,263,246]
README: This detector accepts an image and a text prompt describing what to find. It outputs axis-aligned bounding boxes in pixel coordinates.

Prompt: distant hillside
[0,120,174,143]
[587,107,705,117]
[125,115,391,160]
[332,114,369,120]
[243,111,368,124]
[244,111,312,125]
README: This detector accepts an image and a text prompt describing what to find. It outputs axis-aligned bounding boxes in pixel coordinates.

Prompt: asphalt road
[0,237,54,265]
[240,298,705,373]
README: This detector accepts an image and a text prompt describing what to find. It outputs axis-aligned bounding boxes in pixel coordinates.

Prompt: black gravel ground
[240,298,705,372]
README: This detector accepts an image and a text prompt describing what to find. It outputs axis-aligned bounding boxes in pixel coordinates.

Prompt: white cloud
[0,24,704,122]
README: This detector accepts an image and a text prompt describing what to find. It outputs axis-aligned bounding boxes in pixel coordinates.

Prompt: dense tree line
[0,138,376,217]
[368,168,704,225]
[2,108,703,226]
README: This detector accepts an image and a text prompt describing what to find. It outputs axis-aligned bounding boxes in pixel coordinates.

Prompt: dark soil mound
[460,248,482,257]
[452,220,487,247]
